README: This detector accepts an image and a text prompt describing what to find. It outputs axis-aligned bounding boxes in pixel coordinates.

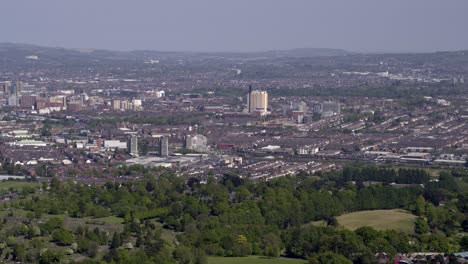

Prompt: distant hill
[1,42,467,67]
[0,43,352,64]
[261,47,352,57]
[0,43,141,65]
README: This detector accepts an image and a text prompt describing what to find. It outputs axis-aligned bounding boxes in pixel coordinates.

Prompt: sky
[2,0,468,53]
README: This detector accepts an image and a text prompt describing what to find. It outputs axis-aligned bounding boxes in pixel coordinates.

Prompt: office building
[8,95,19,106]
[20,96,37,109]
[247,85,253,113]
[10,81,23,96]
[0,82,11,95]
[49,96,67,108]
[120,100,130,110]
[111,99,121,110]
[185,135,193,149]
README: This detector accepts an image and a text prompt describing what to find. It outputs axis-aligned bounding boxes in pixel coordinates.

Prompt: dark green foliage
[12,243,26,262]
[308,251,353,264]
[52,228,74,246]
[261,233,282,258]
[111,232,122,249]
[40,217,64,234]
[173,246,207,264]
[39,250,63,264]
[4,164,466,262]
[340,166,430,184]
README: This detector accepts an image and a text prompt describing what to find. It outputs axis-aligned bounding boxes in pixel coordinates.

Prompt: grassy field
[0,181,40,191]
[208,256,307,264]
[336,209,416,233]
[94,216,125,224]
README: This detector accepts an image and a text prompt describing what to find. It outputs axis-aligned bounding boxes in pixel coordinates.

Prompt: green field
[208,256,306,264]
[0,181,40,191]
[337,209,416,233]
[94,216,125,224]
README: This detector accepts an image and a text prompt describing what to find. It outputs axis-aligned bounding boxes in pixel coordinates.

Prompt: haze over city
[2,0,468,53]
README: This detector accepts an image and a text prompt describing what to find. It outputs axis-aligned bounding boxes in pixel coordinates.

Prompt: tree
[145,181,155,192]
[87,242,99,258]
[414,217,429,234]
[26,211,35,222]
[309,252,352,264]
[40,125,52,137]
[52,229,74,246]
[355,226,380,245]
[41,217,64,233]
[110,232,122,249]
[193,248,207,264]
[461,236,468,251]
[415,196,426,216]
[262,233,282,258]
[49,178,61,190]
[173,246,192,264]
[233,235,251,257]
[28,226,41,238]
[13,244,26,262]
[35,164,49,177]
[39,250,63,264]
[325,216,338,228]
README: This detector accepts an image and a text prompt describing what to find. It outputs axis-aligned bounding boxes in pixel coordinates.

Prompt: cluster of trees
[283,225,411,263]
[0,165,466,263]
[341,166,431,184]
[0,216,101,262]
[0,162,28,176]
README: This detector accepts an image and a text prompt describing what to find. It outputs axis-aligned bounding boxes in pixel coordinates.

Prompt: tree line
[0,165,466,263]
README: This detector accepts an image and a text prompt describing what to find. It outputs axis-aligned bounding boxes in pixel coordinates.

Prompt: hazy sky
[2,0,468,52]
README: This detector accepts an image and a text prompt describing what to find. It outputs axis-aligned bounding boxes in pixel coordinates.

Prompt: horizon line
[1,41,467,55]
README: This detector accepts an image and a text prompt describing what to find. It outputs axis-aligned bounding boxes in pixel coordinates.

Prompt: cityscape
[0,45,466,185]
[0,1,467,264]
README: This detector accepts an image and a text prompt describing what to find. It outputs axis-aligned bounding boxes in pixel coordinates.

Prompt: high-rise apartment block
[246,86,268,114]
[127,135,138,156]
[160,136,169,157]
